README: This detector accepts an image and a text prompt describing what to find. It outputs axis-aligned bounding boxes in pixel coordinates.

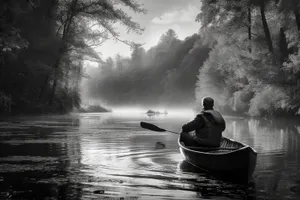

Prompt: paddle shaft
[165,130,179,134]
[140,121,179,134]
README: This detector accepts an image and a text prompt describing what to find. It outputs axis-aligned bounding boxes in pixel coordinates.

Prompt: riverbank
[76,105,112,113]
[0,104,112,118]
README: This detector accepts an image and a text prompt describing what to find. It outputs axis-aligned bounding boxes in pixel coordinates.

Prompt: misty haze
[1,0,300,200]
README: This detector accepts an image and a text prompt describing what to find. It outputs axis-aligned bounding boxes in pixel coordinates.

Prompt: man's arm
[182,115,204,132]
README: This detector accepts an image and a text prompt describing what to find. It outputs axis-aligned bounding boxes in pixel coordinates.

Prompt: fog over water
[112,107,195,116]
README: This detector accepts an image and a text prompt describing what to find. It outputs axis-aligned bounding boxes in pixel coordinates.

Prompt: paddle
[140,121,238,151]
[140,121,179,134]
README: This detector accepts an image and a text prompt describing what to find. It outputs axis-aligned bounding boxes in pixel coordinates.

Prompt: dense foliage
[195,0,300,117]
[0,0,144,114]
[84,30,210,108]
[2,0,300,117]
[85,1,300,117]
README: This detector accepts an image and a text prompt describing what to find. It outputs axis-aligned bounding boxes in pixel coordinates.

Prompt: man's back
[182,110,226,147]
[196,110,225,146]
[181,97,226,147]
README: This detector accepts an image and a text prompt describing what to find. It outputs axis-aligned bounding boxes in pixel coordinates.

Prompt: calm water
[0,112,300,200]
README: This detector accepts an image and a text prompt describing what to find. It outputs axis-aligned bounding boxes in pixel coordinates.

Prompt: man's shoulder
[195,113,205,119]
[203,110,223,116]
[203,110,225,124]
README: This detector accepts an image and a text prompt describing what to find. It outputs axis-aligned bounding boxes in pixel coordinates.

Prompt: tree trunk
[260,0,274,53]
[65,63,70,90]
[0,55,4,82]
[48,58,61,106]
[292,0,300,30]
[279,27,289,64]
[38,74,50,102]
[248,6,252,53]
[293,10,300,30]
[48,0,77,106]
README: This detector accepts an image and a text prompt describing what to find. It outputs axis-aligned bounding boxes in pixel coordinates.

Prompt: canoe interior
[182,137,245,153]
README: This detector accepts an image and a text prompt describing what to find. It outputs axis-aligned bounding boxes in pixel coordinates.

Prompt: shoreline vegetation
[0,1,144,116]
[1,1,300,118]
[76,105,112,113]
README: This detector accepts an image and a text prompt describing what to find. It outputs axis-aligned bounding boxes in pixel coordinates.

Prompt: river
[0,112,300,200]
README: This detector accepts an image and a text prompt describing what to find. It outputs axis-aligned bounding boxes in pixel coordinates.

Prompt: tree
[0,0,146,114]
[194,0,300,116]
[0,0,59,113]
[48,0,146,105]
[83,32,209,107]
[130,43,145,68]
[258,0,274,53]
[278,0,300,30]
[196,0,275,54]
[155,29,180,66]
[159,29,178,44]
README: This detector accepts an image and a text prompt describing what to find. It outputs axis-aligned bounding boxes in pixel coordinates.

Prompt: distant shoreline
[76,105,112,113]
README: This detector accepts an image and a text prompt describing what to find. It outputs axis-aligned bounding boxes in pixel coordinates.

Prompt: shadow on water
[178,160,257,200]
[0,115,83,200]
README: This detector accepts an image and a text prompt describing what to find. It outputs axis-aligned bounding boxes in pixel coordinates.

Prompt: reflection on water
[0,113,300,199]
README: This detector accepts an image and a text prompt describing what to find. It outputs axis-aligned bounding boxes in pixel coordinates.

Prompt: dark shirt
[181,110,225,147]
[182,113,215,132]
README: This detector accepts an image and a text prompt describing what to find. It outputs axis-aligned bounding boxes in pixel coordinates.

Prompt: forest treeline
[0,0,144,114]
[196,0,300,117]
[87,0,300,117]
[84,30,210,108]
[1,0,300,117]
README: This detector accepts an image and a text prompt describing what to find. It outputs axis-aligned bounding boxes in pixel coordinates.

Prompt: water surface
[0,113,300,199]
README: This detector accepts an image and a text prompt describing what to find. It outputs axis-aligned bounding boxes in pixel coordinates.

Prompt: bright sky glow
[94,0,201,59]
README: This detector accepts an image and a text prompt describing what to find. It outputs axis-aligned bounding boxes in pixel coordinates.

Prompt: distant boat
[146,110,156,114]
[146,110,168,115]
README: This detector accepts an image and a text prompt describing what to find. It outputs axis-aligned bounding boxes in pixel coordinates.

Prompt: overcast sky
[95,0,201,59]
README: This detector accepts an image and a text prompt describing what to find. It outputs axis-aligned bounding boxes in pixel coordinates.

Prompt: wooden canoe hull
[178,137,257,182]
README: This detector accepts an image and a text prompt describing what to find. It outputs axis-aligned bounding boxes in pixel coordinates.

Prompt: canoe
[178,135,257,183]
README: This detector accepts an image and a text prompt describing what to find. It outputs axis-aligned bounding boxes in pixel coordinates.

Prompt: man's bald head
[202,97,214,110]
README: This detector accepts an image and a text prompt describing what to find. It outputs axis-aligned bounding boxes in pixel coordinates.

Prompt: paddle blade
[140,122,166,132]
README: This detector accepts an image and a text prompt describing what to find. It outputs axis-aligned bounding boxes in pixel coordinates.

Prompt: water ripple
[0,113,300,199]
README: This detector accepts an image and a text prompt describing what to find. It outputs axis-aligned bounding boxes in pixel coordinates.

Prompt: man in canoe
[181,97,226,147]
